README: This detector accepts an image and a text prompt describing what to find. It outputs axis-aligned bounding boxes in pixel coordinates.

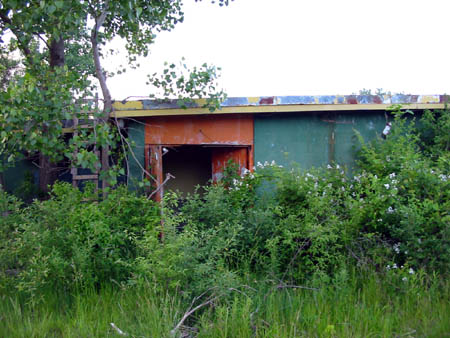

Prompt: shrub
[0,183,160,299]
[355,107,449,273]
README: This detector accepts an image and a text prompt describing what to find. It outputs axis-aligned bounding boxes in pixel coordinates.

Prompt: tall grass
[197,272,449,337]
[1,272,448,337]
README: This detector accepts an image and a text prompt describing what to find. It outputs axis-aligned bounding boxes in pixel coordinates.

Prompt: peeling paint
[247,97,260,104]
[259,97,274,105]
[318,96,336,104]
[113,94,449,114]
[113,100,143,110]
[223,97,250,106]
[347,96,358,104]
[418,95,440,103]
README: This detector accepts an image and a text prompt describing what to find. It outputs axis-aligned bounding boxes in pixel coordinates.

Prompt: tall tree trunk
[38,37,65,194]
[91,3,112,194]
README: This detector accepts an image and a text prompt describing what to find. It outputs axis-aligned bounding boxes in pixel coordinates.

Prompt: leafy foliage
[0,0,228,188]
[0,183,160,300]
[147,60,226,112]
[1,108,448,302]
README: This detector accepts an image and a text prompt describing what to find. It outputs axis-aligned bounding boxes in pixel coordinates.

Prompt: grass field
[1,272,448,337]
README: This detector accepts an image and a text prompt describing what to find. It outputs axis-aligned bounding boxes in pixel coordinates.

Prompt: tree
[0,0,229,193]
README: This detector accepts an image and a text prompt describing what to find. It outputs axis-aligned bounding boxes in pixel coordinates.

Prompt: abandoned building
[112,94,448,199]
[2,94,447,196]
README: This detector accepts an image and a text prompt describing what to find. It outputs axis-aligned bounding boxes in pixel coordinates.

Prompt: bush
[0,183,160,299]
[355,107,449,273]
[1,107,448,301]
[142,107,449,293]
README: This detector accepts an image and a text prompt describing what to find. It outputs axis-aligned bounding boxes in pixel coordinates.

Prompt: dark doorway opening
[162,145,212,195]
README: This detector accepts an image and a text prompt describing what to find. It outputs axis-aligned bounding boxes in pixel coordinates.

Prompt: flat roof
[112,95,448,117]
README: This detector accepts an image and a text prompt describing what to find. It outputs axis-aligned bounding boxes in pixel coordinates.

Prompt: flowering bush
[1,108,448,300]
[355,107,449,273]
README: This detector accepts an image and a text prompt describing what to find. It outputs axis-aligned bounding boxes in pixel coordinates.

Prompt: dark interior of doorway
[162,145,212,196]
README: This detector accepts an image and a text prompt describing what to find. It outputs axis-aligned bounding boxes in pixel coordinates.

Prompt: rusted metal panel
[211,147,249,182]
[145,114,253,146]
[148,145,163,202]
[144,114,254,198]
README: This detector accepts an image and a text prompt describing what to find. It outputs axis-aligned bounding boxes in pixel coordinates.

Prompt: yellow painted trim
[247,97,260,104]
[111,103,447,118]
[112,100,143,110]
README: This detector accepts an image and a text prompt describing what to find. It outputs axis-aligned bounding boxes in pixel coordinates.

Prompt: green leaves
[147,59,226,112]
[0,66,103,172]
[0,0,228,185]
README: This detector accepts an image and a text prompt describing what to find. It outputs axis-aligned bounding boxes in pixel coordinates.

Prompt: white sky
[105,0,450,100]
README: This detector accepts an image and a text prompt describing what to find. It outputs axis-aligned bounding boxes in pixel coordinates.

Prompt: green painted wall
[2,159,38,193]
[254,111,387,171]
[126,119,146,190]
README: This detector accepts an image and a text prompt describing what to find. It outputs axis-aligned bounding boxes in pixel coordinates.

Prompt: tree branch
[0,10,33,65]
[90,0,112,114]
[171,294,218,336]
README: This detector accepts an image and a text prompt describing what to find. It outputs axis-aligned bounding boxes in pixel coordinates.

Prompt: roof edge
[111,95,449,117]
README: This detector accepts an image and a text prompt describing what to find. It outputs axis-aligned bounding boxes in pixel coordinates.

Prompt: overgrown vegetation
[0,108,449,336]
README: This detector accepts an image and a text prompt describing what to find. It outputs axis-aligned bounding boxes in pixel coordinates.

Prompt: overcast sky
[105,0,450,101]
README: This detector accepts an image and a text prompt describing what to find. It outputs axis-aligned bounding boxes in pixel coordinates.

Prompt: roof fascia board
[111,103,447,118]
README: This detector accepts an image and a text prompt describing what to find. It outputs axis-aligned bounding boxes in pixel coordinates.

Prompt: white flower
[336,164,340,169]
[402,277,408,282]
[392,263,398,269]
[384,184,390,189]
[271,160,276,166]
[387,206,395,214]
[386,265,391,270]
[389,173,396,179]
[327,164,332,169]
[257,161,263,168]
[341,186,345,192]
[439,174,448,182]
[409,268,414,274]
[378,218,382,222]
[393,243,400,254]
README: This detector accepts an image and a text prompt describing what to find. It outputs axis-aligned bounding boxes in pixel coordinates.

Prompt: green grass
[1,273,449,337]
